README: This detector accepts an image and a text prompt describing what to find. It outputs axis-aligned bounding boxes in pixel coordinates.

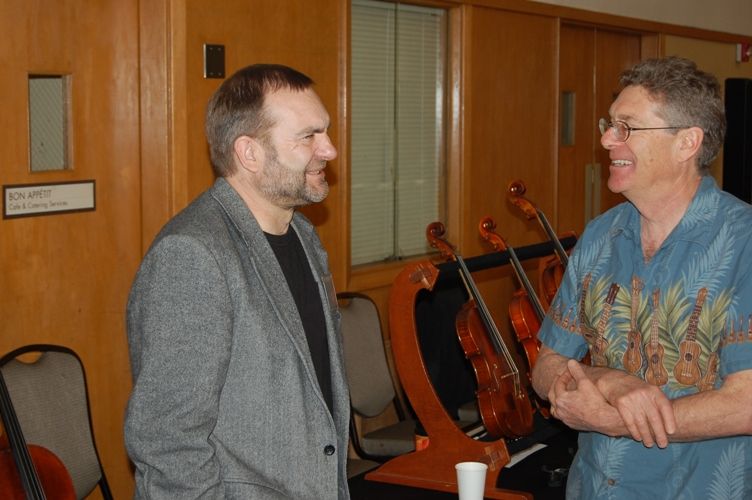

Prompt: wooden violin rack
[366,238,576,499]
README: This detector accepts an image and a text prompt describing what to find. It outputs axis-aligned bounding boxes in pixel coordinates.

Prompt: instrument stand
[366,262,532,500]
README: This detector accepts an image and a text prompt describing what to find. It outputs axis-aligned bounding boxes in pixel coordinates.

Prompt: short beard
[257,140,328,208]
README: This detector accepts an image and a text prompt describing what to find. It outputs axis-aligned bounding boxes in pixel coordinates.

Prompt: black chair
[338,292,417,462]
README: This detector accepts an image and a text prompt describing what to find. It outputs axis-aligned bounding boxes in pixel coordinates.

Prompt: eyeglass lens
[598,118,628,141]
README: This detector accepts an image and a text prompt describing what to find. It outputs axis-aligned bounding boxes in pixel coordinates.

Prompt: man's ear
[233,135,261,173]
[676,126,703,163]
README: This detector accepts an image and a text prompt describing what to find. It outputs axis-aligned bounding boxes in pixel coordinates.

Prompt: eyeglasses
[598,118,689,142]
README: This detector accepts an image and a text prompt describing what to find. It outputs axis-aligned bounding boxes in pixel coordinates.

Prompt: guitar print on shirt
[622,276,644,375]
[674,287,708,386]
[645,289,668,386]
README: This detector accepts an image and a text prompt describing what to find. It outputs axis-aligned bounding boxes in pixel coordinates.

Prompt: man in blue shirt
[532,56,752,499]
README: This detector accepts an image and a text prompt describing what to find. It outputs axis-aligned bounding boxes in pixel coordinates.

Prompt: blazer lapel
[209,179,315,373]
[292,216,350,420]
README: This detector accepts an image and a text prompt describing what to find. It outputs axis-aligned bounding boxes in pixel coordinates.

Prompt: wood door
[0,1,140,497]
[558,24,597,236]
[557,24,642,235]
[594,29,642,212]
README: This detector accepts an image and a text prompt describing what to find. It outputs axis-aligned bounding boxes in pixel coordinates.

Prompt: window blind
[351,0,446,265]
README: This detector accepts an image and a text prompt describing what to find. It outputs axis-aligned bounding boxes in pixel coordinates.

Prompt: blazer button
[324,445,336,456]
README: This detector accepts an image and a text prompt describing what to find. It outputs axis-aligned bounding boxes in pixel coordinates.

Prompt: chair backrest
[0,344,112,500]
[338,292,397,418]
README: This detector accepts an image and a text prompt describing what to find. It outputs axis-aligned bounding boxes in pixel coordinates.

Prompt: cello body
[427,222,534,440]
[478,216,547,374]
[0,439,76,500]
[456,300,535,438]
[507,289,542,371]
[538,256,566,309]
[365,259,532,499]
[0,369,76,500]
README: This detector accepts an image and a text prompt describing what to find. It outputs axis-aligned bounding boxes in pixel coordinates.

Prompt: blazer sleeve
[125,234,233,499]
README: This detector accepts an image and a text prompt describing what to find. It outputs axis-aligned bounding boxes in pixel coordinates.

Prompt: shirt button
[324,445,336,456]
[607,478,616,486]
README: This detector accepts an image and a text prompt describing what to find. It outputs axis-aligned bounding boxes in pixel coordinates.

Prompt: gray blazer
[124,178,351,499]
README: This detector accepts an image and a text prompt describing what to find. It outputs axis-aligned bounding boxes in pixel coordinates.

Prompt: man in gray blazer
[125,64,350,499]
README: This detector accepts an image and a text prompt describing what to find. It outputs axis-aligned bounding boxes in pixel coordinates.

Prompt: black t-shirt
[265,227,333,413]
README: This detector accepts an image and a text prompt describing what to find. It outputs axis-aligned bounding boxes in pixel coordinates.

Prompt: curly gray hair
[619,56,725,172]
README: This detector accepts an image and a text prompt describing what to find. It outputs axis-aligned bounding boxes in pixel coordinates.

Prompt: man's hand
[534,346,677,447]
[548,360,624,437]
[595,366,676,448]
[550,360,676,447]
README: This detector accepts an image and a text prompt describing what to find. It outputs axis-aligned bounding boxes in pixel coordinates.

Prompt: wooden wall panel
[558,25,642,234]
[593,29,642,212]
[464,7,558,252]
[139,0,174,253]
[180,0,347,288]
[2,1,748,497]
[0,1,141,497]
[558,24,596,235]
[462,6,558,376]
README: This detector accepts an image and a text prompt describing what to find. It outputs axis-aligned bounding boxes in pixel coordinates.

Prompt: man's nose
[318,134,338,161]
[600,127,617,150]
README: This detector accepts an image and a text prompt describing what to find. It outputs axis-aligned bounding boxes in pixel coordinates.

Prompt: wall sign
[3,180,96,219]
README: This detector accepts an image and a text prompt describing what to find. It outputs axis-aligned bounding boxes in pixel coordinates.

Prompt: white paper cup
[455,461,488,500]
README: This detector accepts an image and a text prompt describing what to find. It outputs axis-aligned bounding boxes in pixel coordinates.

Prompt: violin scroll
[506,179,571,308]
[426,221,455,261]
[478,216,509,254]
[507,180,538,221]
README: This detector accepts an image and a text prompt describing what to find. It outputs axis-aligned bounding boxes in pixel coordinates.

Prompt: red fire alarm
[738,42,751,63]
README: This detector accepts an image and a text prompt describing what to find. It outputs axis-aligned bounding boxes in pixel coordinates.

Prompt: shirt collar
[675,175,719,244]
[610,175,719,246]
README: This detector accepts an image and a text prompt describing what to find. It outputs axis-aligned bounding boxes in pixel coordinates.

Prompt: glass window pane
[351,0,446,265]
[29,75,70,172]
[351,0,396,264]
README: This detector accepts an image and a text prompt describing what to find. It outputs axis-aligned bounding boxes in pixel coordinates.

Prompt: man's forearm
[531,345,571,400]
[668,369,752,442]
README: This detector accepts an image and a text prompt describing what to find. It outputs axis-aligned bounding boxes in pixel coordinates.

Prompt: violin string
[456,255,522,393]
[509,186,569,267]
[507,246,546,321]
[538,209,569,267]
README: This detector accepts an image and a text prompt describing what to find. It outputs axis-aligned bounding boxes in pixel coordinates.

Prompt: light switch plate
[203,44,225,79]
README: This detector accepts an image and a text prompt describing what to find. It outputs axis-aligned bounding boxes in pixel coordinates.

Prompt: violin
[426,222,534,439]
[478,216,546,373]
[508,180,573,308]
[0,370,76,500]
[506,182,594,366]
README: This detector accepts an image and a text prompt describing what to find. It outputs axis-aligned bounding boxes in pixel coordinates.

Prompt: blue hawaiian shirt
[538,176,752,499]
